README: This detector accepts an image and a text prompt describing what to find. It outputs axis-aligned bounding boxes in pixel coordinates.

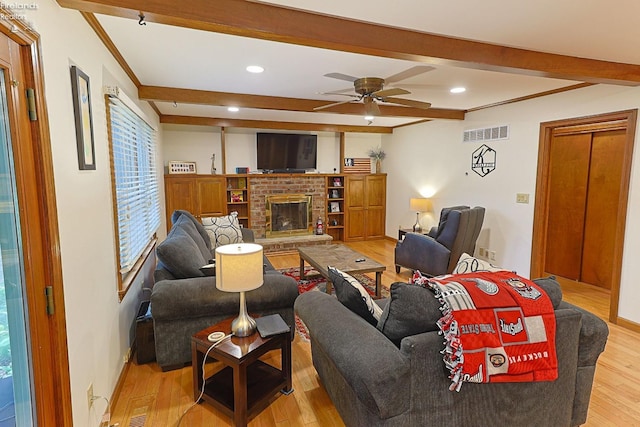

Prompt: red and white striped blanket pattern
[429,271,558,391]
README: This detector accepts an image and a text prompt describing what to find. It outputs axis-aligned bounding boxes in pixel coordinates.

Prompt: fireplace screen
[265,194,313,237]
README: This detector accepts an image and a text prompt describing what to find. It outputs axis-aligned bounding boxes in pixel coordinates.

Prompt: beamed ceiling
[56,0,640,133]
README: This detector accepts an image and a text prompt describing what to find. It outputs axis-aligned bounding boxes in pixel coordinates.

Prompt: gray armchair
[395,205,485,276]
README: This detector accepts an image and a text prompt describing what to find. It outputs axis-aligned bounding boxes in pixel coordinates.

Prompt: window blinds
[108,96,160,273]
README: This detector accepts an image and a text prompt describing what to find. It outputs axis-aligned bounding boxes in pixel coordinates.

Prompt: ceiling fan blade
[383,97,432,109]
[319,89,358,96]
[374,87,410,98]
[364,98,381,116]
[313,99,355,111]
[324,72,359,82]
[384,65,435,84]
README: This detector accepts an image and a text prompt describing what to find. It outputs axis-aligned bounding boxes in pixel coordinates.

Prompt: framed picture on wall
[70,65,96,170]
[330,201,340,213]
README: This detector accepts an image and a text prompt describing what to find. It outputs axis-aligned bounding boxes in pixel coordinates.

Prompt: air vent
[463,125,509,143]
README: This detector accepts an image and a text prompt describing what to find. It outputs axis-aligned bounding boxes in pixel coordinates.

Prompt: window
[107,91,160,297]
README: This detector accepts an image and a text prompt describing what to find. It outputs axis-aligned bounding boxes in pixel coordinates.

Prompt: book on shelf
[230,190,244,202]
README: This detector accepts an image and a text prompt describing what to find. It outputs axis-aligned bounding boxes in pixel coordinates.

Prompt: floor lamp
[215,243,264,337]
[410,198,432,232]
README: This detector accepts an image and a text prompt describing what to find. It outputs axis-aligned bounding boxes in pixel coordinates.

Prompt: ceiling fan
[314,65,435,116]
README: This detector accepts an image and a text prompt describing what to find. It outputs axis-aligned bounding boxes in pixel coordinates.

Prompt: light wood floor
[109,239,640,426]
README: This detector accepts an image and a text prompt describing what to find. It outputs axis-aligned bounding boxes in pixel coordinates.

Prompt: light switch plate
[516,193,530,204]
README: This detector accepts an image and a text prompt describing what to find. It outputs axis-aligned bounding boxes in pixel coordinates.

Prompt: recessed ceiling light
[450,87,466,94]
[246,65,264,73]
[364,115,375,121]
[227,107,239,112]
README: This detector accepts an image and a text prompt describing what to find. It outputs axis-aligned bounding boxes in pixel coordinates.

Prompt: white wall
[385,83,640,325]
[161,127,382,174]
[33,1,162,425]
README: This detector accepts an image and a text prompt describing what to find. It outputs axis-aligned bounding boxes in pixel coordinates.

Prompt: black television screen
[257,133,317,171]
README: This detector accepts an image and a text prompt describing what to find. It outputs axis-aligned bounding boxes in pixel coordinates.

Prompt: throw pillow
[201,212,244,248]
[171,210,211,251]
[328,266,383,326]
[453,252,507,274]
[156,227,207,279]
[377,282,441,347]
[173,214,211,261]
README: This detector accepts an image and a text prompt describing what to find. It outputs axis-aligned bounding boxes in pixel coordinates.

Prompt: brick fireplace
[250,175,326,239]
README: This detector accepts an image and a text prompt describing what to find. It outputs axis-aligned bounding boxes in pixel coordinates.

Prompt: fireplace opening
[265,194,313,237]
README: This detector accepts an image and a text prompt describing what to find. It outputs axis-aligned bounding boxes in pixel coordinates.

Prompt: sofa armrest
[241,228,255,242]
[295,292,410,418]
[557,301,608,366]
[395,232,451,276]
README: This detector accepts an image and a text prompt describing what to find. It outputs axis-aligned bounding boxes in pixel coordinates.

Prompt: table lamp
[410,198,432,232]
[215,243,264,337]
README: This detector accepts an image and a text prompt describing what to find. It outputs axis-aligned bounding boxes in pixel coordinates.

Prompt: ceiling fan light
[228,106,239,112]
[450,87,466,94]
[246,65,264,73]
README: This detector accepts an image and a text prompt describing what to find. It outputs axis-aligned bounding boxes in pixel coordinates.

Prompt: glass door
[0,71,35,426]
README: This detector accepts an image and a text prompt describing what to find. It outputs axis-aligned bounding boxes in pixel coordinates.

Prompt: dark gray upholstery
[395,206,485,276]
[295,285,608,427]
[151,211,299,370]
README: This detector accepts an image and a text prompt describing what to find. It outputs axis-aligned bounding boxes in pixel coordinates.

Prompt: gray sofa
[151,210,299,371]
[295,278,608,427]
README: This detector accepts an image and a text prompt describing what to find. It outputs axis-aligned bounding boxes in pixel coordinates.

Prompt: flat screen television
[257,133,317,171]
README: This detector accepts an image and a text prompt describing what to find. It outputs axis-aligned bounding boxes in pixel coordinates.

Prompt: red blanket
[429,271,558,391]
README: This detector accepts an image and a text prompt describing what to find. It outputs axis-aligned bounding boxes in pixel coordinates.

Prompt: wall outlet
[489,251,497,261]
[478,248,486,257]
[87,382,94,409]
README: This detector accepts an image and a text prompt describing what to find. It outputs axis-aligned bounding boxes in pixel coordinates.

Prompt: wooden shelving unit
[326,175,345,241]
[225,175,250,228]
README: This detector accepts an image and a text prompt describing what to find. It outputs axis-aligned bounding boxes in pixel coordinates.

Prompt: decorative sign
[344,157,371,174]
[472,144,496,177]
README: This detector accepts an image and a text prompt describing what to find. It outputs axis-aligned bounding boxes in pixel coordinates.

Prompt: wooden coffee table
[191,317,292,427]
[298,244,386,297]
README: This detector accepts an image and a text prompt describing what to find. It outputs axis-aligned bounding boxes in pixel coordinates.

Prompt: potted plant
[367,147,386,173]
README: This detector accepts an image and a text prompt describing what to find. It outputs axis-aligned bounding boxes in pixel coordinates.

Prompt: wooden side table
[191,317,292,426]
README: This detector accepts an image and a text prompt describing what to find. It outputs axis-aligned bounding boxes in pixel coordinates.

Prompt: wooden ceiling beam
[160,115,394,133]
[140,85,466,120]
[57,0,640,85]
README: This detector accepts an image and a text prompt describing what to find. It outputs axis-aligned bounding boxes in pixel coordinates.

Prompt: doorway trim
[0,10,73,426]
[531,109,637,324]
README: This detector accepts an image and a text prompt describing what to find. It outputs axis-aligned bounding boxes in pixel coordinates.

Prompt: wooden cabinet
[326,175,345,241]
[164,175,226,230]
[345,174,386,241]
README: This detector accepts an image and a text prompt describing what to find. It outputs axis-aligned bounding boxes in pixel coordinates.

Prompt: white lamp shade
[410,198,432,212]
[215,243,264,292]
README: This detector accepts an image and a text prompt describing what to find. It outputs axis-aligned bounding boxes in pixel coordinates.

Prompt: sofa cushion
[156,227,206,279]
[173,214,211,261]
[328,266,383,326]
[201,212,244,248]
[377,282,441,346]
[453,252,507,274]
[171,210,211,251]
